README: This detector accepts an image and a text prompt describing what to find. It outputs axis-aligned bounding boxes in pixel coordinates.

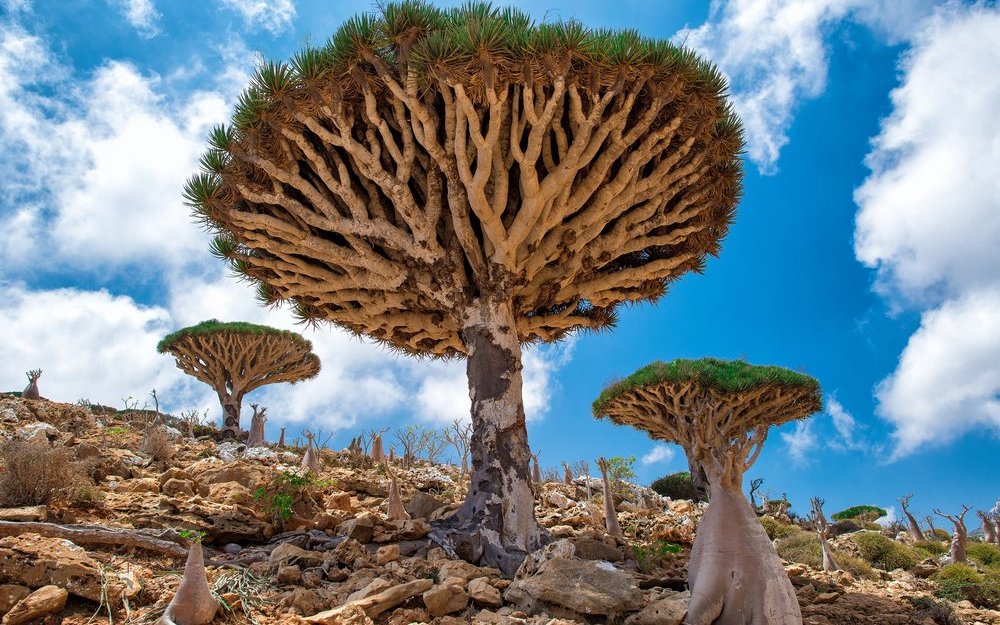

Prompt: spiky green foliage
[831,505,889,522]
[157,320,313,354]
[593,358,820,417]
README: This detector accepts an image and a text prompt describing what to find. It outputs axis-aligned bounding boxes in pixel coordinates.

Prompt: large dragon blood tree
[594,359,821,624]
[157,320,320,436]
[184,1,742,572]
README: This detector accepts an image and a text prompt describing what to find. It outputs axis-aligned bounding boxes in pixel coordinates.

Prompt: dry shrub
[0,440,89,506]
[141,424,175,462]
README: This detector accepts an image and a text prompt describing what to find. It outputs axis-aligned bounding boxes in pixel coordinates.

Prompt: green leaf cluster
[830,505,888,522]
[593,358,820,417]
[157,319,313,354]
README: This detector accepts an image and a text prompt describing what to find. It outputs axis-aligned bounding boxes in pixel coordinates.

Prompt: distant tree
[597,457,622,539]
[651,471,695,501]
[831,505,887,523]
[444,419,472,476]
[157,320,319,436]
[247,404,267,448]
[935,505,972,564]
[899,494,925,542]
[809,497,839,572]
[594,357,821,623]
[748,478,764,512]
[22,369,41,400]
[393,425,422,469]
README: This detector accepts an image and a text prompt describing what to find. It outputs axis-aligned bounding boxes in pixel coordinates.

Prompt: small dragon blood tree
[593,358,821,625]
[183,1,742,572]
[157,320,320,436]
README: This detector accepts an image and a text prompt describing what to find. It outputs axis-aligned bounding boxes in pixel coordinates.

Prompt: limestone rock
[0,534,119,601]
[423,583,468,617]
[305,578,433,624]
[1,585,67,625]
[376,544,401,565]
[0,585,30,614]
[0,506,47,522]
[404,492,447,519]
[161,478,195,498]
[624,591,688,625]
[467,577,503,608]
[269,543,324,568]
[337,514,376,543]
[505,557,642,619]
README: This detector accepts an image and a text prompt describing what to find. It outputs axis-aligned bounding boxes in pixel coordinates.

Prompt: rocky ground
[0,395,997,625]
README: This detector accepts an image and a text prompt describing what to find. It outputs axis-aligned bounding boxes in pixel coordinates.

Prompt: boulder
[326,491,353,513]
[1,585,67,625]
[305,578,433,624]
[505,558,643,619]
[269,543,325,568]
[423,583,468,617]
[0,534,124,601]
[623,591,688,625]
[337,514,376,543]
[121,478,160,494]
[404,492,446,519]
[161,478,196,498]
[14,422,58,444]
[0,585,30,614]
[0,507,47,522]
[467,577,503,608]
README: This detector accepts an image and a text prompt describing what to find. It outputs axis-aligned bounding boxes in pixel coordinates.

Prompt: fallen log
[0,521,191,559]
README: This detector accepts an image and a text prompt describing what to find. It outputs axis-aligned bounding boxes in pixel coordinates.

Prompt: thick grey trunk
[686,483,801,625]
[977,513,996,544]
[448,302,545,575]
[903,510,925,542]
[277,427,286,448]
[949,526,967,564]
[22,381,40,401]
[688,455,711,502]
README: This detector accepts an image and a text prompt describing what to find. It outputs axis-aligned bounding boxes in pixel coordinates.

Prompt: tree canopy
[593,357,820,417]
[156,319,313,354]
[184,0,744,357]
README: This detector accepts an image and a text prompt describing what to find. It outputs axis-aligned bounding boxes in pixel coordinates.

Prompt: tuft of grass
[594,358,820,416]
[761,516,799,540]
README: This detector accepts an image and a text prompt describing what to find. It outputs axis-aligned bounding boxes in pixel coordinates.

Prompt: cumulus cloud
[677,0,935,173]
[853,6,1000,458]
[781,420,817,464]
[640,444,677,466]
[110,0,160,37]
[219,0,295,34]
[0,21,233,277]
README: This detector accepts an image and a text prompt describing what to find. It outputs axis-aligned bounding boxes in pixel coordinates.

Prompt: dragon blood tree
[183,1,742,571]
[157,320,320,436]
[593,358,821,624]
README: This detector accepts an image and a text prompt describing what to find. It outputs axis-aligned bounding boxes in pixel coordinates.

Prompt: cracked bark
[439,301,546,575]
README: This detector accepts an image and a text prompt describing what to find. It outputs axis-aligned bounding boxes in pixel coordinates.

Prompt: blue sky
[1,0,998,526]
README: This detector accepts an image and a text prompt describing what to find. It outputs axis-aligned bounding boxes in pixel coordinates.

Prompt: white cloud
[781,420,817,464]
[876,506,898,528]
[0,283,181,406]
[110,0,161,38]
[0,22,233,277]
[677,0,936,173]
[852,5,1000,458]
[641,444,677,466]
[219,0,295,34]
[826,396,867,451]
[876,289,1000,458]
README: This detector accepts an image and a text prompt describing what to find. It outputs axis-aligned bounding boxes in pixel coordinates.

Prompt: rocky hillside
[0,395,996,625]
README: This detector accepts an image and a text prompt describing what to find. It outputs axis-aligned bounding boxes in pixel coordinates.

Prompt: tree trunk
[688,455,711,502]
[949,524,967,564]
[819,536,839,572]
[443,301,546,575]
[686,479,801,624]
[903,510,925,542]
[599,459,623,538]
[220,396,241,437]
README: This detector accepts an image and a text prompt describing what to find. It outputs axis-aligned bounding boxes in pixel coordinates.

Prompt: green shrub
[761,516,799,540]
[831,505,888,523]
[650,472,694,501]
[967,542,1000,569]
[930,528,951,541]
[632,540,683,573]
[853,532,919,571]
[252,470,327,530]
[914,540,949,557]
[935,563,983,584]
[776,532,821,568]
[836,552,876,580]
[934,565,1000,609]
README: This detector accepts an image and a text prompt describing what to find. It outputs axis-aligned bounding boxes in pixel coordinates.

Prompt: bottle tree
[184,1,742,572]
[157,320,320,436]
[593,358,821,624]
